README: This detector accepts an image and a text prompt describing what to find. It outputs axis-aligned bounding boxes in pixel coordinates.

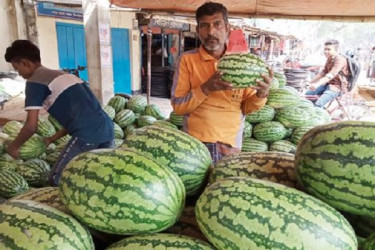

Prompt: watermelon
[113,122,124,139]
[59,148,185,234]
[211,151,297,188]
[270,77,279,89]
[114,139,124,148]
[253,121,287,142]
[19,135,46,160]
[0,200,93,249]
[217,53,268,88]
[290,126,313,145]
[269,140,297,154]
[274,72,287,88]
[243,121,252,138]
[127,95,147,114]
[284,127,294,138]
[37,116,56,137]
[103,105,116,120]
[106,233,213,250]
[122,126,212,196]
[241,138,268,152]
[196,177,357,250]
[314,107,331,123]
[266,88,300,109]
[55,134,71,147]
[152,120,178,130]
[169,111,184,127]
[46,151,60,166]
[2,120,23,137]
[108,95,127,113]
[137,115,157,128]
[15,159,50,187]
[298,98,315,110]
[48,114,63,131]
[362,234,375,250]
[143,104,166,120]
[124,125,137,137]
[11,186,69,214]
[275,106,311,128]
[115,109,136,128]
[0,169,29,198]
[295,121,375,217]
[0,153,18,171]
[343,213,375,238]
[245,105,275,124]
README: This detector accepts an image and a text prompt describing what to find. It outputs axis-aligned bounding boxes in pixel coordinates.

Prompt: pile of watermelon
[242,80,332,154]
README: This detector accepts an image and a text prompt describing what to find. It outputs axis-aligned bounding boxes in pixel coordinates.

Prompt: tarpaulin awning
[110,0,375,21]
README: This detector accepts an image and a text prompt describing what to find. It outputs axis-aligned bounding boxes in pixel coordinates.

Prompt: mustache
[204,35,219,42]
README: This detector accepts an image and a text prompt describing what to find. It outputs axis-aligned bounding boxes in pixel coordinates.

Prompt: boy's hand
[6,141,20,159]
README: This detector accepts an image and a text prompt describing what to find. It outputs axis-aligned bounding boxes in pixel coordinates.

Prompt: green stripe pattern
[269,140,297,154]
[290,126,314,144]
[0,200,93,249]
[106,233,213,249]
[253,121,287,142]
[196,177,357,250]
[211,152,297,188]
[169,111,184,127]
[115,109,136,128]
[217,53,268,88]
[103,105,116,120]
[241,138,268,152]
[108,95,127,113]
[275,106,312,128]
[19,135,46,160]
[37,116,56,137]
[152,120,178,130]
[59,148,185,235]
[143,104,166,120]
[295,121,375,217]
[122,126,212,196]
[266,88,300,109]
[16,159,50,187]
[137,115,157,127]
[11,187,69,214]
[127,95,147,114]
[0,170,28,198]
[114,122,124,139]
[245,105,275,124]
[2,121,23,137]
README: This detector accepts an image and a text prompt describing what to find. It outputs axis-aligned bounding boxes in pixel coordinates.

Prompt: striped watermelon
[55,134,71,147]
[48,114,63,131]
[241,138,268,152]
[106,233,213,250]
[295,121,375,216]
[46,151,60,166]
[152,120,178,130]
[211,151,298,188]
[266,88,300,109]
[217,53,268,88]
[108,95,127,113]
[0,169,29,198]
[314,107,331,123]
[362,234,375,250]
[11,187,69,214]
[253,121,287,142]
[115,109,136,128]
[245,105,275,124]
[269,140,297,154]
[103,105,116,120]
[275,106,312,128]
[59,148,185,234]
[114,139,123,148]
[196,177,357,250]
[122,126,212,196]
[169,111,184,127]
[298,98,315,109]
[19,135,46,160]
[270,77,279,89]
[243,121,252,138]
[343,213,375,238]
[37,116,56,137]
[143,104,166,120]
[113,122,124,139]
[15,159,50,187]
[2,120,23,137]
[127,95,147,114]
[0,153,18,171]
[274,72,287,88]
[137,115,157,127]
[0,200,93,249]
[124,125,137,137]
[290,126,313,145]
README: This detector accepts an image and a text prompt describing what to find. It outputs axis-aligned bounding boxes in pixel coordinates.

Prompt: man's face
[196,12,230,52]
[324,45,337,58]
[11,59,34,79]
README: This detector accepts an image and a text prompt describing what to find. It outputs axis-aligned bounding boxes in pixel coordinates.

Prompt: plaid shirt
[320,54,350,93]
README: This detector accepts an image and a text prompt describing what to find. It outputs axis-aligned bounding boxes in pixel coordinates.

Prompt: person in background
[306,39,349,108]
[171,2,272,164]
[4,40,114,186]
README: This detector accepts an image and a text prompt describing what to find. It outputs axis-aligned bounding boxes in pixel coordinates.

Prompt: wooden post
[147,28,152,104]
[161,28,165,67]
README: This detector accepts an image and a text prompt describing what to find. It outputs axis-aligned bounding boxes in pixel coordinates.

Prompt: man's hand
[6,141,20,159]
[44,137,52,147]
[201,71,232,95]
[253,68,273,98]
[309,83,319,91]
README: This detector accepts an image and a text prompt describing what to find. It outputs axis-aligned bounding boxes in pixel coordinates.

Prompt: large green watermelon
[0,200,93,249]
[196,177,357,250]
[295,121,375,217]
[121,126,212,196]
[19,135,46,160]
[15,159,50,187]
[0,169,29,198]
[266,88,300,109]
[59,148,185,235]
[217,53,268,88]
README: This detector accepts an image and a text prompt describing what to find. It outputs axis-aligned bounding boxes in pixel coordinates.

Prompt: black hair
[196,2,228,24]
[324,39,339,50]
[4,40,41,63]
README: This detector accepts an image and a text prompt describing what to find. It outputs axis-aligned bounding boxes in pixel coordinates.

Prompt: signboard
[37,2,83,21]
[150,19,190,31]
[99,22,110,44]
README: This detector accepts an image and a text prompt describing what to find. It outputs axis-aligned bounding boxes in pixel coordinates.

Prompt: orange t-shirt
[171,46,267,148]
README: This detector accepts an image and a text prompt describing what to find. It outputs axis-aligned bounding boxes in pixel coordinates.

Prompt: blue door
[56,22,88,81]
[111,28,132,94]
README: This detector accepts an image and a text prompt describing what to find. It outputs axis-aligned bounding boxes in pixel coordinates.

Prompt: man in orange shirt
[171,2,272,164]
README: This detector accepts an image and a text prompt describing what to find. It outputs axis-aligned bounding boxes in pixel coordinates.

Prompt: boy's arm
[45,128,68,146]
